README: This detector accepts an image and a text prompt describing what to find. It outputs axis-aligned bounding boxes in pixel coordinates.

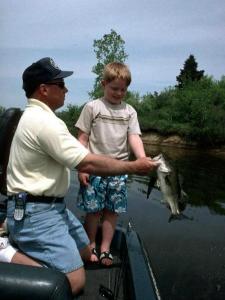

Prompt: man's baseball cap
[22,57,73,91]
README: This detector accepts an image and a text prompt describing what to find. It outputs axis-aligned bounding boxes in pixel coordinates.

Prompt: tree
[0,106,5,115]
[57,104,82,137]
[89,29,128,99]
[176,54,204,88]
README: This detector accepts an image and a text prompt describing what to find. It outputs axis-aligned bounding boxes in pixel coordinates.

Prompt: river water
[2,145,225,299]
[67,145,225,300]
[125,145,225,300]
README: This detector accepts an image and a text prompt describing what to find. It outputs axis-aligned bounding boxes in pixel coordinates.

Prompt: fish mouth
[153,154,171,173]
[158,165,171,173]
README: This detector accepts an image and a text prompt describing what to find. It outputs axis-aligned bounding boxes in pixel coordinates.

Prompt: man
[1,57,158,295]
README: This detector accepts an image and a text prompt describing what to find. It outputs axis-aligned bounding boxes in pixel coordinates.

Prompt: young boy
[75,62,146,266]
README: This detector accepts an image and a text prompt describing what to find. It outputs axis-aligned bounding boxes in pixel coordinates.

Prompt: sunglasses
[45,82,65,89]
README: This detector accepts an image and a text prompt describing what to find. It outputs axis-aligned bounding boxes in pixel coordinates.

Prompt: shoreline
[141,132,225,157]
[142,132,197,149]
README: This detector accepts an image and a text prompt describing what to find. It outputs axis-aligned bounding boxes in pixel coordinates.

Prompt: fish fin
[168,213,193,223]
[146,175,157,199]
[181,190,188,202]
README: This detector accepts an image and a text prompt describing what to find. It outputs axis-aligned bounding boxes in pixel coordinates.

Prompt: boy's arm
[77,129,89,147]
[128,134,146,158]
[77,130,90,186]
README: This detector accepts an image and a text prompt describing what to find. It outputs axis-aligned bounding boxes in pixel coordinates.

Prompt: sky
[0,0,225,110]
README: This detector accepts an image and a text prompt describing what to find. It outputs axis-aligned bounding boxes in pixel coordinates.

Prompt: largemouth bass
[147,154,187,218]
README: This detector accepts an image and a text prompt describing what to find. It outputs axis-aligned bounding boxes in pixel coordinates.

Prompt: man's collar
[27,98,54,114]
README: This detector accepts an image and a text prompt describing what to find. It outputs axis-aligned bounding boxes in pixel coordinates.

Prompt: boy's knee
[66,267,85,295]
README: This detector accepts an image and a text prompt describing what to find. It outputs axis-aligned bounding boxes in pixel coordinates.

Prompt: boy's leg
[77,175,107,262]
[100,209,118,266]
[79,244,91,262]
[84,212,101,262]
[100,175,128,266]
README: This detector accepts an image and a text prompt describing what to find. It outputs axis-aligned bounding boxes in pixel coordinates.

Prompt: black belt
[8,194,64,203]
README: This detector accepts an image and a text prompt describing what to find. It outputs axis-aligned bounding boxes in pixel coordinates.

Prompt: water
[125,146,225,300]
[2,145,225,299]
[66,145,225,300]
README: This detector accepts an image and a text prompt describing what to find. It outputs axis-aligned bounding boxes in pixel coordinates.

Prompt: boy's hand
[78,172,90,186]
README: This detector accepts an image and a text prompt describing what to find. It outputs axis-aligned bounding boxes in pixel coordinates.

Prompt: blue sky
[0,0,225,110]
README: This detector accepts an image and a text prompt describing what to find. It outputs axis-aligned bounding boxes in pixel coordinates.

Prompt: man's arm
[76,153,158,176]
[76,130,157,177]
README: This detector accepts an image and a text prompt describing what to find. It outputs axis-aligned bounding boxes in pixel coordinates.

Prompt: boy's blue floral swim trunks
[77,175,128,213]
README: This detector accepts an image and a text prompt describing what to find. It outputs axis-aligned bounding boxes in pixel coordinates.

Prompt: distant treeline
[1,76,224,147]
[57,75,225,147]
[1,31,223,148]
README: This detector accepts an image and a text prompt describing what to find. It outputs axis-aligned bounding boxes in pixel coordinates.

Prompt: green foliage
[58,76,225,147]
[176,54,204,88]
[125,91,141,110]
[57,41,225,147]
[0,106,5,115]
[137,76,225,145]
[89,29,128,99]
[56,104,83,137]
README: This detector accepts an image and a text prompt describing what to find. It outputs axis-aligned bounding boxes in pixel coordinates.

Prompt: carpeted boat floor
[76,249,126,300]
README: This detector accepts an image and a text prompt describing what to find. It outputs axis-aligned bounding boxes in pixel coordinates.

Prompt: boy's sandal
[100,251,113,265]
[85,247,99,265]
[91,247,99,260]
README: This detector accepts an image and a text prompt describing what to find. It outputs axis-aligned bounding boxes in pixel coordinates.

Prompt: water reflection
[1,144,224,300]
[126,145,225,300]
[133,145,225,217]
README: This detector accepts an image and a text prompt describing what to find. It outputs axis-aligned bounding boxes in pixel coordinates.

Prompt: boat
[0,223,161,300]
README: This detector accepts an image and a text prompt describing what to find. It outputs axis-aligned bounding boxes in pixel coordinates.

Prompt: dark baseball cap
[22,57,73,91]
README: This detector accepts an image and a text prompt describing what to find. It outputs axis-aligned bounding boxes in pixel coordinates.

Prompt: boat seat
[0,262,73,300]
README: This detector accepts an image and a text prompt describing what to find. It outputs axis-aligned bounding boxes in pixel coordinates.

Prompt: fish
[147,154,188,220]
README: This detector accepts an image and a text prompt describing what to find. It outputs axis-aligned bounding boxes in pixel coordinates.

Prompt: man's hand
[134,157,159,175]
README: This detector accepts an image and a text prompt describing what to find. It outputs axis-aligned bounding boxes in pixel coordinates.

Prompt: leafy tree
[176,54,204,88]
[89,29,128,99]
[125,91,140,111]
[57,104,82,137]
[138,76,225,144]
[0,106,5,115]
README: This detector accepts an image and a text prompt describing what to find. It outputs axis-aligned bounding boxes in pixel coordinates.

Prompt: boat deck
[77,248,126,300]
[0,223,160,300]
